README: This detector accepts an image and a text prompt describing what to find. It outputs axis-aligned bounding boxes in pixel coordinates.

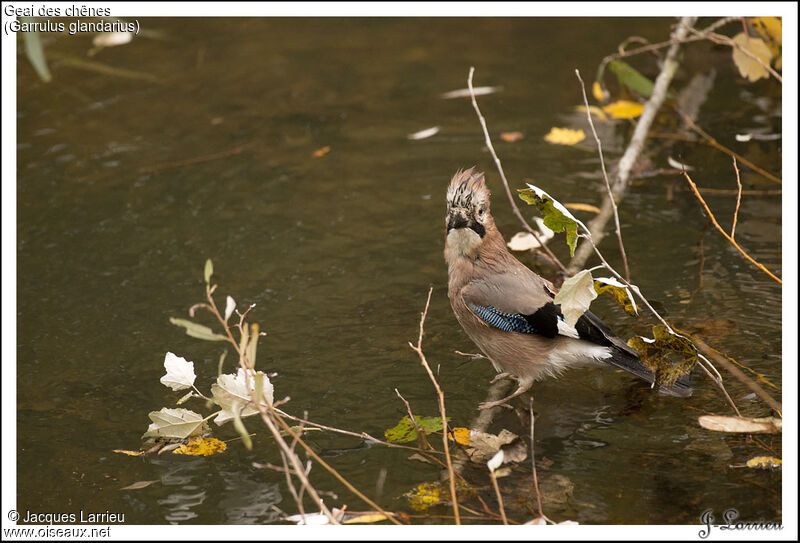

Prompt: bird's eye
[478,208,485,217]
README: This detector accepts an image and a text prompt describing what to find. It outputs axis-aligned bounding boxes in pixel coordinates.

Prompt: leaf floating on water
[518,185,586,257]
[312,146,331,158]
[120,480,160,491]
[142,408,208,440]
[169,317,228,341]
[554,270,597,328]
[607,60,655,97]
[500,131,524,142]
[342,512,390,524]
[384,415,448,443]
[440,85,502,99]
[93,31,133,49]
[698,415,782,434]
[113,449,146,456]
[450,427,471,446]
[745,456,782,470]
[731,33,773,82]
[463,428,525,464]
[159,352,197,391]
[594,277,638,316]
[172,437,227,456]
[404,479,474,511]
[543,127,585,145]
[407,126,440,140]
[602,100,644,119]
[627,326,696,388]
[573,105,608,122]
[564,202,602,214]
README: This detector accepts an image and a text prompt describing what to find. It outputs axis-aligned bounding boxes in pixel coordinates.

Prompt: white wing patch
[556,317,580,339]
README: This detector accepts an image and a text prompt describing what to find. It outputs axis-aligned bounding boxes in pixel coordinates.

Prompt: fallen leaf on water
[572,105,608,122]
[113,449,145,456]
[450,427,471,446]
[667,156,694,171]
[500,131,524,142]
[544,127,585,145]
[93,31,133,49]
[731,33,773,82]
[407,126,440,140]
[404,479,474,511]
[698,415,782,434]
[312,146,331,158]
[440,86,502,99]
[342,512,390,524]
[172,437,227,456]
[142,408,209,440]
[160,352,197,391]
[464,428,527,465]
[407,453,433,465]
[120,480,160,491]
[745,456,782,470]
[602,100,644,119]
[564,202,602,214]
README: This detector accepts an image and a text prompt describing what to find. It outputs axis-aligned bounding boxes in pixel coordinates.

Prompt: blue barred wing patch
[469,304,537,334]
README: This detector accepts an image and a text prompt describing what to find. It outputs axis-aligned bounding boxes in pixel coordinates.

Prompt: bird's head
[445,167,494,256]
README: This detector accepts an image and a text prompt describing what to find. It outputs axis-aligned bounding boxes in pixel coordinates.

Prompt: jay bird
[444,168,692,409]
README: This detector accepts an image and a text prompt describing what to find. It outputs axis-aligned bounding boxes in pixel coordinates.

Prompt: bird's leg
[478,381,533,410]
[489,372,513,384]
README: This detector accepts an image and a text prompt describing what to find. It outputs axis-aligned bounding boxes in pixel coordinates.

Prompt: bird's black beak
[447,213,469,232]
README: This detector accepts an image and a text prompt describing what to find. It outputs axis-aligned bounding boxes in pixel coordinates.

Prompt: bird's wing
[461,272,636,354]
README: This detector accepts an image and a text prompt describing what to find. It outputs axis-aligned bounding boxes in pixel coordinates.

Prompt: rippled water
[16,17,782,525]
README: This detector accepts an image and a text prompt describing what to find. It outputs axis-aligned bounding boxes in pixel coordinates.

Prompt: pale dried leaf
[211,368,274,425]
[698,415,781,434]
[93,31,133,48]
[554,270,597,327]
[731,33,772,82]
[407,126,440,140]
[487,450,504,472]
[142,408,208,439]
[120,480,160,491]
[224,296,236,322]
[440,85,502,99]
[159,352,196,391]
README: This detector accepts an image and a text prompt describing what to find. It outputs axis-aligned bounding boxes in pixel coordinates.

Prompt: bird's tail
[604,347,693,397]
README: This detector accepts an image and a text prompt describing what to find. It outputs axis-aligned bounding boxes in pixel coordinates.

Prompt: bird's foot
[489,372,513,384]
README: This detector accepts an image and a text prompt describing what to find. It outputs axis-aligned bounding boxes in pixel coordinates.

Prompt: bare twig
[682,171,781,284]
[395,388,429,450]
[408,287,460,525]
[488,471,508,525]
[675,108,782,184]
[140,142,255,174]
[528,397,551,524]
[575,68,630,281]
[690,336,782,416]
[468,67,568,274]
[731,157,743,239]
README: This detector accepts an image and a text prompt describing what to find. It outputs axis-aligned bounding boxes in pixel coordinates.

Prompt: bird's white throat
[446,227,482,259]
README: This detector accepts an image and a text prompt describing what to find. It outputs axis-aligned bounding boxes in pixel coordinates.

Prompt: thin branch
[682,171,781,284]
[408,287,460,525]
[575,68,630,281]
[395,388,429,450]
[528,397,551,524]
[488,471,508,525]
[467,67,568,274]
[675,108,782,184]
[731,157,742,239]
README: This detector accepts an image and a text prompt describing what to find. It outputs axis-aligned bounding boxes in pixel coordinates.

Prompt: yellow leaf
[602,100,644,119]
[564,202,602,214]
[113,449,145,456]
[745,456,782,470]
[750,17,781,62]
[404,479,474,511]
[451,427,471,446]
[172,437,228,456]
[573,105,608,122]
[592,81,607,102]
[544,127,585,146]
[731,33,773,82]
[342,513,389,524]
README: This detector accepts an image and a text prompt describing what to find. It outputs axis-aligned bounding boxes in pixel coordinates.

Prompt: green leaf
[518,184,586,257]
[553,270,597,327]
[608,60,655,98]
[142,408,208,439]
[384,415,449,443]
[204,259,214,284]
[21,20,52,83]
[627,326,697,388]
[232,409,252,450]
[594,277,638,316]
[169,317,228,341]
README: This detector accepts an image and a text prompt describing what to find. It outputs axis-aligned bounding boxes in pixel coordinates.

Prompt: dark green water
[17,17,782,525]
